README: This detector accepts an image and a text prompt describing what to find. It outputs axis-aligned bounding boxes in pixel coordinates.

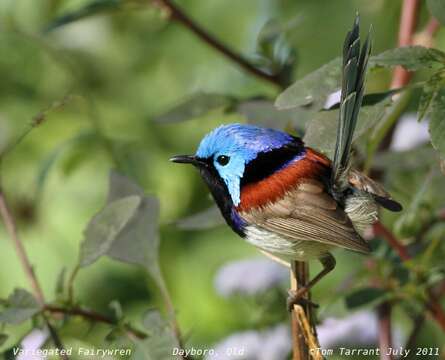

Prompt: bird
[170,17,402,310]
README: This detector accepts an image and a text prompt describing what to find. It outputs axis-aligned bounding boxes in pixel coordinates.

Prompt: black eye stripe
[240,140,305,186]
[217,155,230,166]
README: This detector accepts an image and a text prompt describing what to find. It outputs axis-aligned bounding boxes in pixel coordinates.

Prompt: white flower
[390,113,430,151]
[205,324,291,360]
[318,310,404,348]
[214,258,288,297]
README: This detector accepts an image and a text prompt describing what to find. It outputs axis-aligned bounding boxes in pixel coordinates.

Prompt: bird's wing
[240,179,371,254]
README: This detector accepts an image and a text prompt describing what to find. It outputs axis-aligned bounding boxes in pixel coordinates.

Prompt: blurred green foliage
[0,0,445,359]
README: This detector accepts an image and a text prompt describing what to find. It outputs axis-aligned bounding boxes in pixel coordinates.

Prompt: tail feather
[332,16,372,191]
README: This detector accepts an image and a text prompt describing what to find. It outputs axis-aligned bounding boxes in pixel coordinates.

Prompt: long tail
[331,15,371,192]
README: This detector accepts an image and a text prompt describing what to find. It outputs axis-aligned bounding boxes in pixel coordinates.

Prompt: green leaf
[55,267,66,298]
[36,131,97,197]
[142,310,168,336]
[109,300,123,322]
[429,89,445,158]
[418,81,441,122]
[327,88,403,110]
[79,172,165,290]
[237,99,307,131]
[304,96,392,157]
[107,170,145,201]
[427,0,445,26]
[45,0,123,32]
[104,172,163,286]
[105,328,125,343]
[176,205,224,230]
[374,146,437,171]
[257,16,302,53]
[253,17,299,83]
[0,289,40,324]
[345,287,387,309]
[0,333,8,346]
[79,195,141,267]
[370,46,445,71]
[275,58,342,110]
[133,310,180,360]
[394,170,433,237]
[154,92,233,123]
[275,45,440,112]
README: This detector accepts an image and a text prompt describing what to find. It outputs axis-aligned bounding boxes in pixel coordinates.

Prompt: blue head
[171,124,300,206]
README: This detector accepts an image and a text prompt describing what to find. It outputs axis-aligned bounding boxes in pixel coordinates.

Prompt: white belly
[244,225,332,262]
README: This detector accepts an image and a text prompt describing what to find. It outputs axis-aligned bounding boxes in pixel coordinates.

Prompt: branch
[290,261,310,360]
[373,222,410,261]
[404,314,425,353]
[44,305,148,339]
[157,277,185,351]
[390,0,420,89]
[153,0,287,89]
[0,190,45,305]
[43,315,69,360]
[0,189,69,357]
[377,302,393,360]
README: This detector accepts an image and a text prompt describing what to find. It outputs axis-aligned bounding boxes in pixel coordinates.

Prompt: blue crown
[196,124,294,161]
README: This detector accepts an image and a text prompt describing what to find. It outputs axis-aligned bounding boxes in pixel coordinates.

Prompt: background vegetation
[0,0,445,359]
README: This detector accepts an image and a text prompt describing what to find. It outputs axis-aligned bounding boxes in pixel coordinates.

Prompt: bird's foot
[287,289,319,312]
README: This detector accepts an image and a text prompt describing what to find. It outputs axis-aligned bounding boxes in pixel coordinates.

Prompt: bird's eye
[216,155,230,166]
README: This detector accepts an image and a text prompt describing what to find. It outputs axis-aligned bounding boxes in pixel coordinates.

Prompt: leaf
[304,96,392,157]
[142,310,168,336]
[133,310,181,360]
[55,267,66,297]
[275,45,442,112]
[418,81,440,122]
[0,289,40,324]
[326,88,403,110]
[79,195,141,267]
[374,146,437,171]
[154,92,233,123]
[104,172,163,286]
[257,16,302,51]
[45,0,123,32]
[394,170,433,237]
[36,144,67,196]
[36,131,97,197]
[107,170,145,201]
[105,328,125,343]
[0,333,7,346]
[79,171,165,290]
[370,46,445,71]
[253,17,299,82]
[176,205,224,230]
[345,287,387,309]
[237,99,308,131]
[427,0,445,26]
[429,89,445,158]
[275,58,342,110]
[109,300,123,322]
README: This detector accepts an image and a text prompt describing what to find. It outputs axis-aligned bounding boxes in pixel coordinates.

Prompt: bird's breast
[243,224,332,261]
[237,148,330,212]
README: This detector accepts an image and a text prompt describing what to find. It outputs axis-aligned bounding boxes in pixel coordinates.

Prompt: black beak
[169,155,205,167]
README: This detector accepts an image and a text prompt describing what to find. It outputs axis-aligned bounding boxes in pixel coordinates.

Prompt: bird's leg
[287,253,336,312]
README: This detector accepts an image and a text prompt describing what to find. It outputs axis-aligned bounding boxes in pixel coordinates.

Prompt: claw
[287,289,319,312]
